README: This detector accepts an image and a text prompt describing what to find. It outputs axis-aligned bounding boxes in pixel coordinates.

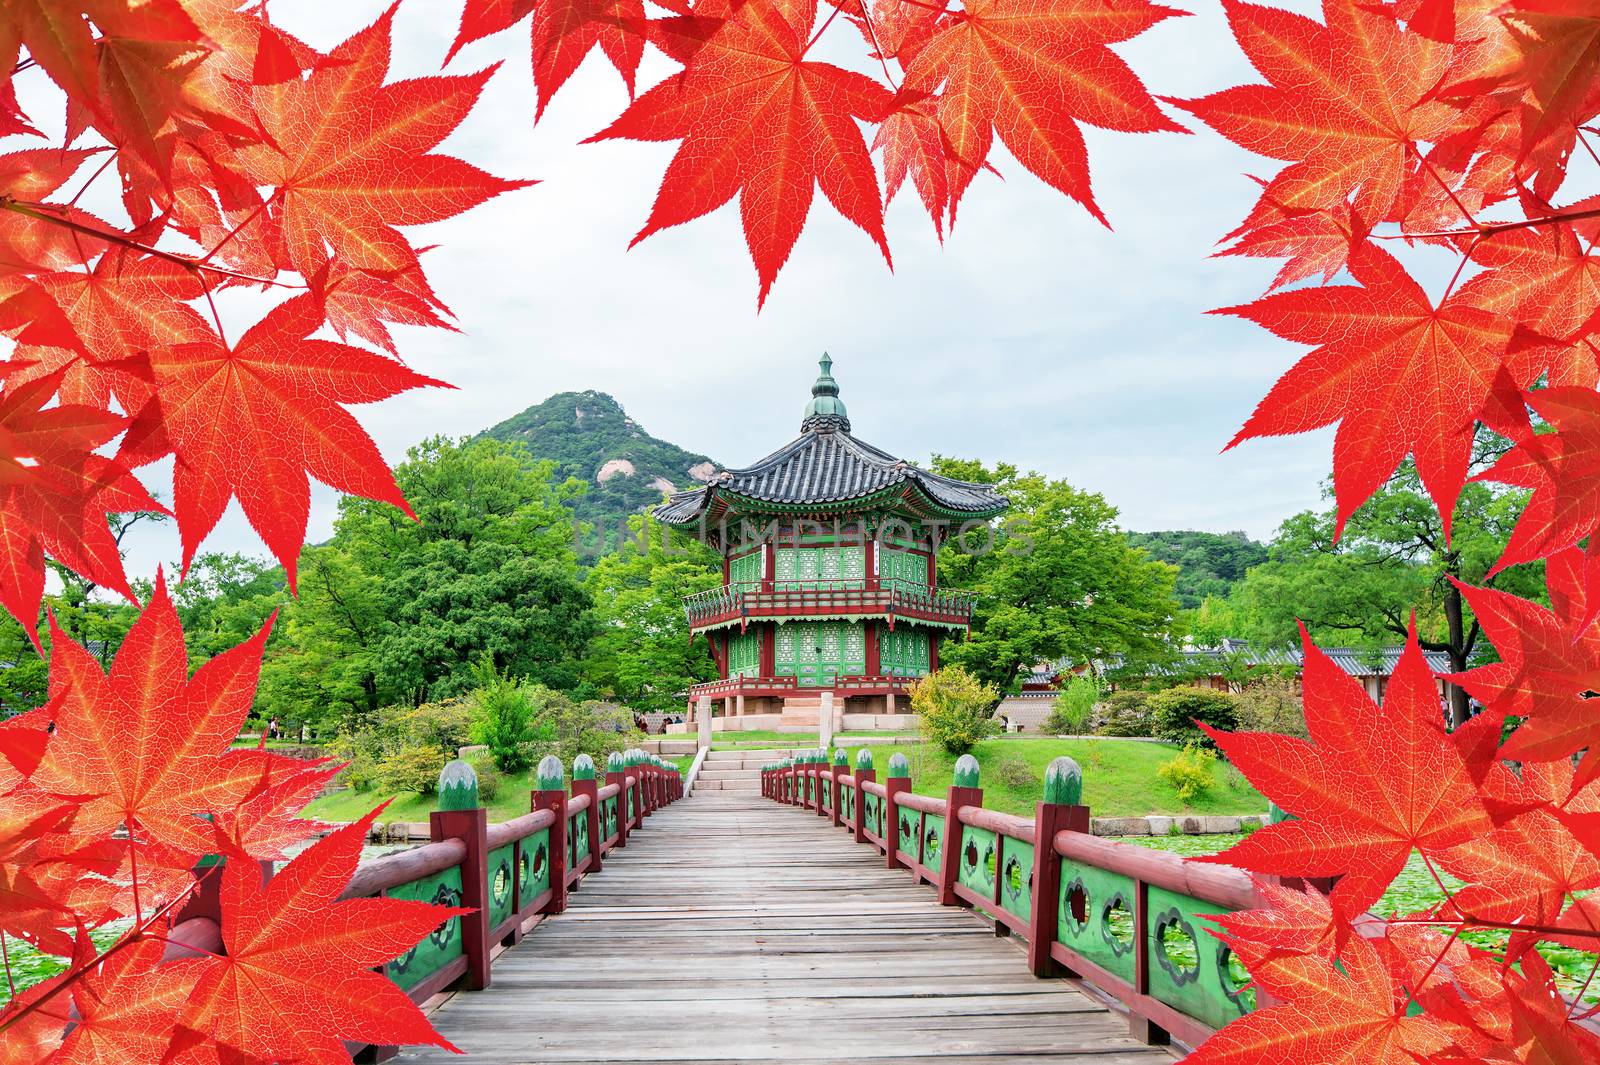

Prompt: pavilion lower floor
[667,689,917,734]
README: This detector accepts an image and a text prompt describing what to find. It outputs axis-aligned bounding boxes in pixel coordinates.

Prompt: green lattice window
[729,550,762,585]
[775,622,866,685]
[879,548,928,588]
[729,631,761,677]
[774,546,865,590]
[879,627,930,676]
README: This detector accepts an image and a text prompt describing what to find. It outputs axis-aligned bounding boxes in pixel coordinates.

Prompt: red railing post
[573,754,601,875]
[1028,756,1088,977]
[605,751,629,849]
[432,759,491,990]
[853,752,875,844]
[938,754,982,907]
[884,752,910,869]
[533,755,569,915]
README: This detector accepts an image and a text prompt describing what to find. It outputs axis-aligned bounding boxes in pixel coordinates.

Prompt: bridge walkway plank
[397,793,1177,1064]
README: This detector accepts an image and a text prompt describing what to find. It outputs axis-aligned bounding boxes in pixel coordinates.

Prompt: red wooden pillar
[532,756,569,916]
[573,755,601,875]
[1028,757,1089,977]
[938,755,982,907]
[606,752,628,849]
[432,760,491,990]
[853,757,875,845]
[884,753,910,869]
[1130,877,1171,1046]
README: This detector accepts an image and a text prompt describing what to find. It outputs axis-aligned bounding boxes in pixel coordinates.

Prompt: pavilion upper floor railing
[682,578,979,632]
[759,748,1270,1050]
[162,749,683,1063]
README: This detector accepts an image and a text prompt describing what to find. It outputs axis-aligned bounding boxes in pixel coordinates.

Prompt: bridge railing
[761,748,1262,1050]
[170,747,683,1064]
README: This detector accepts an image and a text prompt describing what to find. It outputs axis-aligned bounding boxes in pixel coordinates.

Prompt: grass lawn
[879,736,1266,818]
[302,753,696,824]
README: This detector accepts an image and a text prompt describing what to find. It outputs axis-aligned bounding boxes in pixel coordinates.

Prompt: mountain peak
[480,392,716,535]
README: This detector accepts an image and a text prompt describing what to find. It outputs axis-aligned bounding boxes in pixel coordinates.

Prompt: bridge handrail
[760,751,1270,1051]
[485,808,556,851]
[341,838,468,900]
[180,751,686,1061]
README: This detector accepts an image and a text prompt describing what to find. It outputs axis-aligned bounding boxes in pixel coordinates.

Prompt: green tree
[173,553,287,664]
[1227,447,1538,727]
[931,457,1181,693]
[582,515,719,712]
[1126,530,1267,609]
[263,437,598,732]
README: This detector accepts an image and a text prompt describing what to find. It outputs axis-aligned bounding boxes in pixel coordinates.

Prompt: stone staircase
[778,695,824,727]
[694,747,800,792]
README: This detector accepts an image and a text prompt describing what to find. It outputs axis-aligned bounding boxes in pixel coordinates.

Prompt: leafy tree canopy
[1126,530,1267,609]
[930,457,1181,693]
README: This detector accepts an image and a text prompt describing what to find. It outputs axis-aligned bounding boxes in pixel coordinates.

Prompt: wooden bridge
[188,747,1273,1063]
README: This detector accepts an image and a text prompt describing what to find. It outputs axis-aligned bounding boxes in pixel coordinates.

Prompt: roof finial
[801,351,851,433]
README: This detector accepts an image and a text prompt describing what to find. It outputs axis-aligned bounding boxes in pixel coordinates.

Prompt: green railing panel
[386,865,464,991]
[1146,885,1255,1029]
[863,792,884,838]
[487,842,515,930]
[568,809,591,866]
[897,807,923,862]
[842,784,855,823]
[1056,860,1137,985]
[601,796,619,841]
[821,779,832,811]
[999,837,1034,922]
[922,812,945,867]
[958,825,998,898]
[519,828,551,907]
[628,789,636,821]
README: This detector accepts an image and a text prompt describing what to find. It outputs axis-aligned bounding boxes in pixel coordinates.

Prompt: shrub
[1095,690,1154,737]
[991,753,1036,791]
[464,750,503,802]
[470,658,540,773]
[512,689,641,769]
[1149,686,1238,748]
[1044,674,1102,735]
[332,696,475,794]
[1234,673,1307,738]
[375,745,449,796]
[1158,743,1218,804]
[910,666,1001,755]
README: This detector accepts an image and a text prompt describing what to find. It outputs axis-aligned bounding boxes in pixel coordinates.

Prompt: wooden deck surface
[397,793,1177,1064]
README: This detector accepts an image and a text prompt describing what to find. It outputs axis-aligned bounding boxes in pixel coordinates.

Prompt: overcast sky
[111,0,1337,578]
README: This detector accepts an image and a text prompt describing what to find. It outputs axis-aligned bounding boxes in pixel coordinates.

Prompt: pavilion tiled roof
[1070,640,1462,681]
[654,355,1008,525]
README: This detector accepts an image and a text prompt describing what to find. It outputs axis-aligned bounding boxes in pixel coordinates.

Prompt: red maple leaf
[1459,223,1600,390]
[1451,576,1600,775]
[1222,240,1524,532]
[899,0,1182,225]
[0,373,161,641]
[1480,388,1600,570]
[1174,0,1458,230]
[1199,624,1493,920]
[588,0,895,306]
[30,572,289,865]
[50,935,200,1065]
[874,92,951,239]
[241,8,531,281]
[1184,933,1451,1064]
[117,296,447,583]
[172,810,467,1061]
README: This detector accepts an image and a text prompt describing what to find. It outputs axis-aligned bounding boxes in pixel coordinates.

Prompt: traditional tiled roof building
[655,355,1007,732]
